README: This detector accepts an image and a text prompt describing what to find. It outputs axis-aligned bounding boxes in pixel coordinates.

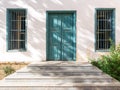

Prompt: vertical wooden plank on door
[48,14,61,60]
[62,13,75,61]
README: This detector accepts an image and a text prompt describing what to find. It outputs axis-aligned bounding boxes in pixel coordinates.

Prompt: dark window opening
[96,9,115,51]
[7,9,26,51]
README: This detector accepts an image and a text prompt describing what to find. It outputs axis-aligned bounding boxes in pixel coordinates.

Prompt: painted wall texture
[0,0,120,62]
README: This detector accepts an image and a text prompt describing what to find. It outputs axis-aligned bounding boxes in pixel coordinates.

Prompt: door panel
[50,45,61,60]
[47,12,76,61]
[62,14,74,60]
[48,14,61,60]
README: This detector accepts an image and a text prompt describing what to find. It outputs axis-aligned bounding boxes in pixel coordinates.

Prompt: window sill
[7,49,26,52]
[95,49,110,52]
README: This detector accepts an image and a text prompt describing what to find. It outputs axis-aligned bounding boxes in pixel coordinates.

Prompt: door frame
[46,11,76,61]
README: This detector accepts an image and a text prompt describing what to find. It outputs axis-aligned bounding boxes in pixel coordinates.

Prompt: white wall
[0,0,120,62]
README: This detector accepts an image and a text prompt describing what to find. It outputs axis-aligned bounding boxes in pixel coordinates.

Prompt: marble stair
[0,61,120,90]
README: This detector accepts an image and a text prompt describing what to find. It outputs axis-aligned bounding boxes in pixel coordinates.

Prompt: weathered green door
[47,12,76,61]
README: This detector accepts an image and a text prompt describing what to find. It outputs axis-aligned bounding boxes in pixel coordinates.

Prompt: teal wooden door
[47,12,76,61]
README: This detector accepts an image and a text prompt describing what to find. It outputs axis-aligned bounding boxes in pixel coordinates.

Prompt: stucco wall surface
[0,0,120,62]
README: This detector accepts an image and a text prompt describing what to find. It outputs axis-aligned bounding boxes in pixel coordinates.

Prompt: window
[7,9,26,51]
[95,9,115,51]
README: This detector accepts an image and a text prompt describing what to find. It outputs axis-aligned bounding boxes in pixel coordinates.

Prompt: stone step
[5,78,113,83]
[16,71,103,76]
[5,80,113,84]
[8,71,104,77]
[28,63,93,67]
[27,66,96,72]
[0,86,120,90]
[28,61,92,66]
[1,80,120,86]
[5,75,112,81]
[16,67,102,73]
[6,72,110,78]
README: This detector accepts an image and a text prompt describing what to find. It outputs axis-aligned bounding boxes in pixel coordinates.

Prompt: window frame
[95,8,115,52]
[6,8,27,52]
